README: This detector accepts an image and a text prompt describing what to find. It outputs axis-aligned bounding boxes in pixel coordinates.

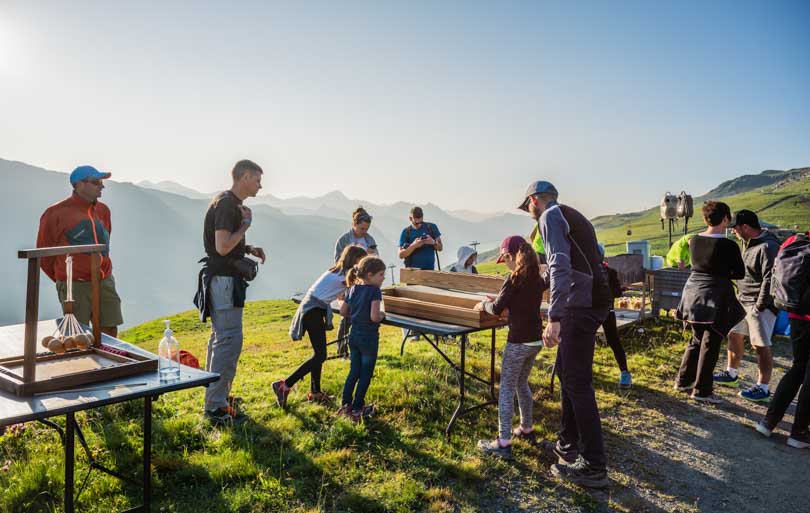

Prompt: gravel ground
[482,335,807,513]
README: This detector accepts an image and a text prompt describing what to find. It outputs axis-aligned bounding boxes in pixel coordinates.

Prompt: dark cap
[729,209,760,229]
[496,235,526,263]
[518,180,558,211]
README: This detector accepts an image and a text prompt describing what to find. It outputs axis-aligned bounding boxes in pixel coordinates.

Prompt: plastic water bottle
[158,320,181,381]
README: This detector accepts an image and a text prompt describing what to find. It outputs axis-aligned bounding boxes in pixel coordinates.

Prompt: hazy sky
[1,1,808,217]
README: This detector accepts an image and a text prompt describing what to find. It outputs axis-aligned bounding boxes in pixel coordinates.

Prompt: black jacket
[737,231,780,311]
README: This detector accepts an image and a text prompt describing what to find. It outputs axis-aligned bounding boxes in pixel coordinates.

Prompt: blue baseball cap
[518,180,558,211]
[69,165,111,185]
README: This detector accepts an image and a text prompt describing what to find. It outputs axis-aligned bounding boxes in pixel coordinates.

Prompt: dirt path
[486,337,808,513]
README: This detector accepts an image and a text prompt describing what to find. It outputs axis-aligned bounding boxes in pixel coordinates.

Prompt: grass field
[0,298,699,513]
[592,177,810,256]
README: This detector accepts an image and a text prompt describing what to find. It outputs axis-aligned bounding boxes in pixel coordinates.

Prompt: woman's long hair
[329,245,368,275]
[346,256,387,287]
[509,241,541,288]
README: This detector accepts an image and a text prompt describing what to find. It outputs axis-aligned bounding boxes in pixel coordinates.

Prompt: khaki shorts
[729,303,776,347]
[56,275,124,328]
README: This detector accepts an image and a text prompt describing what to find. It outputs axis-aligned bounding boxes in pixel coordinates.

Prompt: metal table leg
[65,412,75,513]
[445,334,467,439]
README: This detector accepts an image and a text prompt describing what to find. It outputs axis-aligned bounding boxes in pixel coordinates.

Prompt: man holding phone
[398,206,443,270]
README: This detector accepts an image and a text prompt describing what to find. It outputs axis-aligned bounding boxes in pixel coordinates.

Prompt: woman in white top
[274,245,368,407]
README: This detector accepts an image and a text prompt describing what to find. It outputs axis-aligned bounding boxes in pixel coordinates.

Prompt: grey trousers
[204,276,244,412]
[499,342,541,440]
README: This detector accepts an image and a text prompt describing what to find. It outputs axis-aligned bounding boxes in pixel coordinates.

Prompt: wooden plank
[18,244,106,259]
[90,253,101,346]
[23,258,40,384]
[384,287,482,309]
[399,268,504,294]
[383,295,501,328]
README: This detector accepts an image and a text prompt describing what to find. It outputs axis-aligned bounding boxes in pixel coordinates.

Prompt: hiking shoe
[713,370,739,387]
[539,439,577,465]
[512,427,537,444]
[307,391,335,404]
[787,431,810,449]
[477,439,512,459]
[551,459,609,489]
[755,420,774,438]
[691,392,722,404]
[740,385,771,403]
[619,371,632,389]
[361,404,375,418]
[271,380,290,409]
[335,404,352,417]
[349,410,363,424]
[673,383,693,393]
[204,406,247,427]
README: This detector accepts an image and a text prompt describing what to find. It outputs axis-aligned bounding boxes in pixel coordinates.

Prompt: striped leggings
[499,342,541,441]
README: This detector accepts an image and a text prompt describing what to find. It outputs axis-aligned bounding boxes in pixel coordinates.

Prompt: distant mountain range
[0,158,532,327]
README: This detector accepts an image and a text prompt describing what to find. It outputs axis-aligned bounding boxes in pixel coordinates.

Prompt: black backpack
[771,234,810,314]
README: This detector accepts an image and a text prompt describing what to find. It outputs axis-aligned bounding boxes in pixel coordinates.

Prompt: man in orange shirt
[36,165,123,337]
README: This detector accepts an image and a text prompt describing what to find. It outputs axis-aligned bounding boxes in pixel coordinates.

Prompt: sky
[1,0,808,217]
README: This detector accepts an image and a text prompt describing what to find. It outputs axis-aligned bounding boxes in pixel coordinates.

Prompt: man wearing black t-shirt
[201,160,266,427]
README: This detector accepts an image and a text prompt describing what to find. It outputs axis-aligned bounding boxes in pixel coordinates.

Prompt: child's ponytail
[346,265,360,287]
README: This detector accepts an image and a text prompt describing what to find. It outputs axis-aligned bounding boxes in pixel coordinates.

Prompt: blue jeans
[342,338,378,411]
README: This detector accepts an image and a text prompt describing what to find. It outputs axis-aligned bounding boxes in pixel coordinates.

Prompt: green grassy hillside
[594,172,810,256]
[1,300,696,513]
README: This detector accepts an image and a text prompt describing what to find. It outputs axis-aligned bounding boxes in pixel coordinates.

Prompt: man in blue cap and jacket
[36,165,124,336]
[519,180,611,488]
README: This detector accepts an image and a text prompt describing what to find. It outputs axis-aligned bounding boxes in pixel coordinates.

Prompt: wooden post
[23,258,40,383]
[90,253,101,346]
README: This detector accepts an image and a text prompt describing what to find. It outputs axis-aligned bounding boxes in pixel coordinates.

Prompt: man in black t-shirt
[202,159,266,427]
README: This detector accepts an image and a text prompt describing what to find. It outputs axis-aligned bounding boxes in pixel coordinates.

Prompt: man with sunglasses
[36,165,124,337]
[398,206,443,270]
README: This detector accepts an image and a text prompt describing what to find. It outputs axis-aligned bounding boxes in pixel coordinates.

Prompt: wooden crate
[0,347,157,396]
[399,267,549,302]
[383,286,503,328]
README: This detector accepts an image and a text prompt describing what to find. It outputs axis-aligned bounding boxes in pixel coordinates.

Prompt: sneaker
[755,420,774,438]
[477,439,512,459]
[512,427,537,444]
[204,406,247,427]
[361,404,375,418]
[350,410,363,424]
[619,371,632,389]
[551,459,609,489]
[335,404,352,417]
[787,431,810,449]
[271,380,290,409]
[673,383,693,393]
[307,391,335,404]
[740,385,771,403]
[713,370,739,387]
[539,439,577,465]
[691,392,722,404]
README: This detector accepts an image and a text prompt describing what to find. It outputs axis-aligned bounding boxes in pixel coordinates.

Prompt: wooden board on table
[399,268,504,294]
[382,290,502,328]
[0,348,157,397]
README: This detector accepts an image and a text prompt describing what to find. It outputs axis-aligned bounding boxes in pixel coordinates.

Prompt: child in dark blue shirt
[339,256,388,422]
